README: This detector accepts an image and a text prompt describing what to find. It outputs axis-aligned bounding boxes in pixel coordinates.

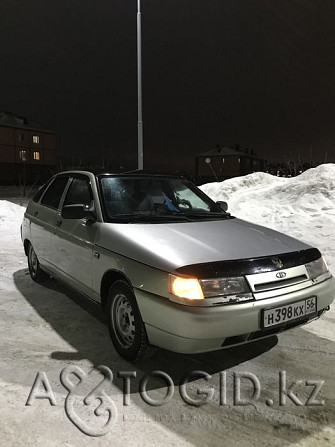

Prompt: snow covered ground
[201,164,335,274]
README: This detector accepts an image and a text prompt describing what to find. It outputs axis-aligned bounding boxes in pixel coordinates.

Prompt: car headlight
[169,274,252,302]
[305,257,329,280]
[169,275,204,300]
[199,277,250,297]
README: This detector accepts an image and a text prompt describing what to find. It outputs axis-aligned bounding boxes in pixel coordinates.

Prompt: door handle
[56,218,62,227]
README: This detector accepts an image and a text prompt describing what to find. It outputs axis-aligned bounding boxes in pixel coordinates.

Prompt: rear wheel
[106,280,156,361]
[27,243,47,283]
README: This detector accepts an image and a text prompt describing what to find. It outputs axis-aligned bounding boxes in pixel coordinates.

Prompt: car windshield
[99,176,231,223]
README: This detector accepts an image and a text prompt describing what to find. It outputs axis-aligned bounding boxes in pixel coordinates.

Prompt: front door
[52,175,97,293]
[31,175,70,268]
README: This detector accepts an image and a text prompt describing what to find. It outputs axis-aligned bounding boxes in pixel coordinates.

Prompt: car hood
[96,218,311,272]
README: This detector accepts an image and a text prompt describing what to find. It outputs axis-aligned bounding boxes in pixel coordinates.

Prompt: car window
[32,178,53,203]
[63,177,93,207]
[41,177,69,210]
[99,176,227,223]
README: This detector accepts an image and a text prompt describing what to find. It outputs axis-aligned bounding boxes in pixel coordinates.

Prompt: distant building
[0,112,56,183]
[195,145,265,184]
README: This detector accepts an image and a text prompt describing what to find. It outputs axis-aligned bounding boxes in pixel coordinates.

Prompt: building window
[19,150,27,162]
[18,133,24,142]
[33,151,40,161]
[33,135,40,144]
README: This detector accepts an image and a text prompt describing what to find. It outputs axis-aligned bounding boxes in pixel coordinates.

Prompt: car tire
[27,243,47,283]
[106,280,156,361]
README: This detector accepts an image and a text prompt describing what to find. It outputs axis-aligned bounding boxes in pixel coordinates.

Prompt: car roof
[55,169,187,180]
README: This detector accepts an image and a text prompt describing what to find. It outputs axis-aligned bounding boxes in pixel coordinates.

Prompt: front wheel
[106,280,156,361]
[27,243,47,283]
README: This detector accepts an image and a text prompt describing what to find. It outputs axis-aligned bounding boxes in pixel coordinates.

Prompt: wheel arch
[100,269,132,311]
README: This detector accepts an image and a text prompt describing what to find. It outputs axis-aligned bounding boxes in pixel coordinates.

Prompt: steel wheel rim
[29,246,38,276]
[111,293,135,348]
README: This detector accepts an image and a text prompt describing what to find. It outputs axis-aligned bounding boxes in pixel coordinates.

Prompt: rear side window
[41,177,69,210]
[63,177,93,207]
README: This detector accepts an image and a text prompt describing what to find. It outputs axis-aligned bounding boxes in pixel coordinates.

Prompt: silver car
[21,170,335,361]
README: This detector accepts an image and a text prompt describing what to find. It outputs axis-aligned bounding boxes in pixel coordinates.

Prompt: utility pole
[137,0,143,170]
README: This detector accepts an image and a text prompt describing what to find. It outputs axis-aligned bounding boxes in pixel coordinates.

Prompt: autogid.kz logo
[25,366,325,437]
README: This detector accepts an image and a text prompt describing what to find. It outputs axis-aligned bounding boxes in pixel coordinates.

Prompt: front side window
[33,179,53,203]
[63,177,93,207]
[99,176,229,223]
[41,177,69,210]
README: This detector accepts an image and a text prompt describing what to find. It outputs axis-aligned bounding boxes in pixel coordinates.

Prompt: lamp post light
[137,0,143,170]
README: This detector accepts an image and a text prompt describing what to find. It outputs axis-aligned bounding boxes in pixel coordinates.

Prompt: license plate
[262,297,317,328]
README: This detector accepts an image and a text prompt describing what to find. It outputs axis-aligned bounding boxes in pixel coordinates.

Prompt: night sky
[1,0,335,174]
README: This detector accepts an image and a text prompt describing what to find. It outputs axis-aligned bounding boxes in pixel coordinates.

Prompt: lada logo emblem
[271,257,283,269]
[276,271,286,279]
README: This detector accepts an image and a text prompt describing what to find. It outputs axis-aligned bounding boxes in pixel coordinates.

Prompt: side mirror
[62,204,96,221]
[216,201,228,212]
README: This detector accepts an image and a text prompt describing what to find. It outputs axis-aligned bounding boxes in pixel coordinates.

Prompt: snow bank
[201,164,335,273]
[0,201,26,289]
[0,201,25,245]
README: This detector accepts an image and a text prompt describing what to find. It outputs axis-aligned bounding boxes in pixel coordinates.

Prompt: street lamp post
[137,0,143,170]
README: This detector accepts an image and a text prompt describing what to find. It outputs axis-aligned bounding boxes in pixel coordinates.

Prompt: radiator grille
[254,274,308,292]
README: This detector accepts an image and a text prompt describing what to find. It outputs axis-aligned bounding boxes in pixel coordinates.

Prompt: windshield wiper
[171,211,233,220]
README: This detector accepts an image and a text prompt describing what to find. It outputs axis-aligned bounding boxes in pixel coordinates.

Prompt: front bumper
[135,276,335,354]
